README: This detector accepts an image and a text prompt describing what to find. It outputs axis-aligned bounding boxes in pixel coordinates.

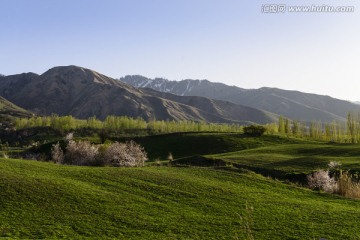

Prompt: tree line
[274,113,360,143]
[14,112,360,143]
[14,115,243,133]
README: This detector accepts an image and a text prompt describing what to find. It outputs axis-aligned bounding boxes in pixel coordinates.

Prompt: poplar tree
[278,116,285,134]
[292,120,299,136]
[347,112,356,143]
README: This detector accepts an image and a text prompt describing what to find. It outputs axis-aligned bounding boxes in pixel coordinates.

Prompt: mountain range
[1,65,358,125]
[0,66,275,124]
[121,75,360,123]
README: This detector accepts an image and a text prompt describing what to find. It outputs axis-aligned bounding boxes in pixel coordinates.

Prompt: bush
[51,142,64,163]
[328,161,342,169]
[105,141,147,167]
[243,125,266,137]
[95,144,109,166]
[307,170,337,193]
[336,172,360,199]
[308,162,360,199]
[65,132,74,142]
[52,137,148,167]
[63,140,99,166]
[167,152,174,162]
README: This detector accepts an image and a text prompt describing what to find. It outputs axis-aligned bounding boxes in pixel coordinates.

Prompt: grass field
[1,157,360,239]
[2,133,360,239]
[117,133,308,160]
[210,142,360,175]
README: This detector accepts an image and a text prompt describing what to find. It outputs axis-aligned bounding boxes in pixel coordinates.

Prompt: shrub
[307,170,337,193]
[336,171,360,199]
[167,152,174,161]
[105,142,127,167]
[105,141,147,167]
[95,144,109,166]
[51,136,147,167]
[125,141,147,166]
[243,125,266,137]
[308,162,360,199]
[328,161,342,170]
[65,132,74,142]
[51,142,64,163]
[328,161,342,180]
[64,140,99,166]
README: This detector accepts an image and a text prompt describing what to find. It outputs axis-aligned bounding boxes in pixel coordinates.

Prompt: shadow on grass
[172,155,308,185]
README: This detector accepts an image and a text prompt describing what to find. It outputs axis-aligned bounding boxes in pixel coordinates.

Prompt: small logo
[262,4,286,13]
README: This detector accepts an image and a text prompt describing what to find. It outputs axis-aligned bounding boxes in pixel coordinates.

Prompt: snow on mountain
[120,75,215,96]
[119,75,360,123]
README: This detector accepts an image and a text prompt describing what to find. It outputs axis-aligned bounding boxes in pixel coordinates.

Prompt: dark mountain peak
[3,72,39,79]
[41,65,122,86]
[0,66,140,117]
[45,65,101,77]
[0,72,39,100]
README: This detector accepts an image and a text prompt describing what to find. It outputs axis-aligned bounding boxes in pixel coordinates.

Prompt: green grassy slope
[118,133,308,160]
[0,96,33,130]
[21,132,308,164]
[0,96,32,118]
[210,142,360,174]
[1,158,360,239]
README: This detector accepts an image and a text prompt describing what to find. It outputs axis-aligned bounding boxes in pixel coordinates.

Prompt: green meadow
[1,133,360,239]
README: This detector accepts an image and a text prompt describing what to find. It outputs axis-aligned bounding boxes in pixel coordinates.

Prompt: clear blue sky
[1,0,359,101]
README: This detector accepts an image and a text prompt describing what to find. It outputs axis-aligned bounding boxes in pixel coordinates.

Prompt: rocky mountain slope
[0,66,276,124]
[121,75,360,123]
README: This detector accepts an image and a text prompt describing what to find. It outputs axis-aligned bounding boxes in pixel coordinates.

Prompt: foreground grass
[1,158,360,239]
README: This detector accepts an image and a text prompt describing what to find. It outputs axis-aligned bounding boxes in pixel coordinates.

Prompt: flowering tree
[307,170,337,193]
[51,142,64,163]
[64,140,99,166]
[105,141,147,167]
[52,134,147,167]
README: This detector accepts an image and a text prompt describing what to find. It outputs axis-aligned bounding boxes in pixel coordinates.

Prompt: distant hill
[0,96,33,129]
[0,66,275,124]
[121,75,360,123]
[0,96,32,118]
